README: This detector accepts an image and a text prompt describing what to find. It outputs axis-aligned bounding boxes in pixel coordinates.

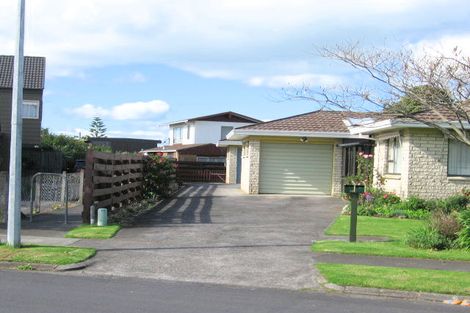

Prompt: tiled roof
[238,110,376,133]
[0,55,46,89]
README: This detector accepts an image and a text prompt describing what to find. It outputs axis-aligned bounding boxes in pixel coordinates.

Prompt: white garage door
[259,143,333,195]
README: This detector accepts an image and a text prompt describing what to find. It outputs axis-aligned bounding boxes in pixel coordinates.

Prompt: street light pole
[7,0,26,248]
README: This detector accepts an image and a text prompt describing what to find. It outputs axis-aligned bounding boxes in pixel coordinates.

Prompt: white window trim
[22,100,40,119]
[386,136,401,174]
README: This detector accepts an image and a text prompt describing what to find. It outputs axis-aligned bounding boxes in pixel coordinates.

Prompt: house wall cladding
[375,128,470,199]
[0,88,42,145]
[406,128,469,198]
[225,146,238,184]
[240,140,260,194]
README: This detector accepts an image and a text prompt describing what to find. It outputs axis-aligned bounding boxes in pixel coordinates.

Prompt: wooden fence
[174,161,226,183]
[82,150,143,222]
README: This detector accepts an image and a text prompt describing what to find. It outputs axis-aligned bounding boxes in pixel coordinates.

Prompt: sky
[0,0,469,142]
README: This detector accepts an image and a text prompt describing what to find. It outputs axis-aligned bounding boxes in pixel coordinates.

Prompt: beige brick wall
[225,146,238,184]
[406,128,469,198]
[375,128,470,199]
[240,140,260,194]
[332,141,343,196]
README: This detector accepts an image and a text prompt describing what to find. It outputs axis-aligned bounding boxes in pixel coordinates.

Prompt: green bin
[97,208,108,227]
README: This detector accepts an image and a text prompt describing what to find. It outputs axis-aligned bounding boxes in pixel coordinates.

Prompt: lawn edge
[64,224,121,239]
[312,240,470,262]
[316,268,468,303]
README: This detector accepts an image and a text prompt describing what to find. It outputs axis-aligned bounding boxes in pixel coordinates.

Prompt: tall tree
[290,44,470,145]
[89,116,107,138]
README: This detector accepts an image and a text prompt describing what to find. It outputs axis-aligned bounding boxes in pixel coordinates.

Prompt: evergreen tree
[89,117,107,138]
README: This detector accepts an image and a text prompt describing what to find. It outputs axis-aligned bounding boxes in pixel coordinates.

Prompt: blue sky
[0,0,469,141]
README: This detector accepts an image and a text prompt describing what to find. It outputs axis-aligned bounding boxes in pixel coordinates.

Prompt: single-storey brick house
[222,109,470,199]
[221,111,373,196]
[349,109,470,199]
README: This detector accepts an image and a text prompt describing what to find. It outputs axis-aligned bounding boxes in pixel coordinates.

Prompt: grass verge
[325,216,424,240]
[65,224,121,239]
[317,263,470,296]
[0,244,96,265]
[315,216,470,261]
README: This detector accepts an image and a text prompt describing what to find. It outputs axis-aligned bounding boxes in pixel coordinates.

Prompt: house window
[187,125,191,139]
[173,127,183,144]
[448,140,470,176]
[386,137,401,174]
[220,126,234,140]
[22,100,39,119]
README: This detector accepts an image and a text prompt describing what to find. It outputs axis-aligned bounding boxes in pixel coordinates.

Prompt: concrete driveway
[77,184,343,290]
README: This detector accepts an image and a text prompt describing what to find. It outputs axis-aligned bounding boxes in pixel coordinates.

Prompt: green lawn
[314,216,470,261]
[317,263,470,296]
[0,244,96,265]
[325,216,424,240]
[65,225,121,239]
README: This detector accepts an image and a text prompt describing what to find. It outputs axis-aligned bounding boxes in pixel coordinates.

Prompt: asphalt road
[0,271,466,313]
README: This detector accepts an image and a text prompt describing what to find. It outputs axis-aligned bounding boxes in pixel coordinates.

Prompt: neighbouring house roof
[87,137,161,153]
[143,143,226,156]
[227,110,375,140]
[0,55,46,90]
[169,111,262,125]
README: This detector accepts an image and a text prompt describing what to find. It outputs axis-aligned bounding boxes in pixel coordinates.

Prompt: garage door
[259,143,333,195]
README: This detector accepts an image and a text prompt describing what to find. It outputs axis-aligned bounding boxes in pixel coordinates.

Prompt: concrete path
[75,183,344,290]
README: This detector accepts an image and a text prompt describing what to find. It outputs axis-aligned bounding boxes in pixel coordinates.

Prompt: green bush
[438,195,469,213]
[456,210,470,249]
[429,210,461,241]
[405,225,452,250]
[142,155,176,199]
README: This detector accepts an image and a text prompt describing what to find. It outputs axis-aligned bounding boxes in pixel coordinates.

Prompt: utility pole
[7,0,26,247]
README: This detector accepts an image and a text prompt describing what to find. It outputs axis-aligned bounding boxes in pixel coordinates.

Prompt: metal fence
[28,171,84,221]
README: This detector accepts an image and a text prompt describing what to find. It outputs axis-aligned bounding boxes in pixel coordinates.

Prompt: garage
[259,142,333,195]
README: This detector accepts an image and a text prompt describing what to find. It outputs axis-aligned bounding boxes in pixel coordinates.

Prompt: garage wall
[239,137,343,196]
[259,143,333,195]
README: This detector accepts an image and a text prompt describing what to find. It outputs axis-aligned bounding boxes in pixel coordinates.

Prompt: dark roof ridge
[236,109,372,130]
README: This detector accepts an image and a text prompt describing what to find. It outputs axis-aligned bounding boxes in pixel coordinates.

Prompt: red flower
[383,194,389,199]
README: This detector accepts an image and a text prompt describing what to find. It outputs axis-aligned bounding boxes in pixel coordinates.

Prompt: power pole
[7,0,26,247]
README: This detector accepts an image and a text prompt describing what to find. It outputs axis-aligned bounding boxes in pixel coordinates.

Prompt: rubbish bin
[97,208,108,227]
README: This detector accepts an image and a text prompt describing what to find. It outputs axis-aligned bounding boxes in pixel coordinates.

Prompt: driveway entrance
[78,184,343,290]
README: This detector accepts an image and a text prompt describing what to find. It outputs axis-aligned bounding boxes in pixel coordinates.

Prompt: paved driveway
[78,184,343,290]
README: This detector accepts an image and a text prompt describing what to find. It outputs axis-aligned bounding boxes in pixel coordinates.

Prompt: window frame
[220,126,234,140]
[22,100,40,119]
[386,137,401,174]
[447,139,470,177]
[173,126,183,144]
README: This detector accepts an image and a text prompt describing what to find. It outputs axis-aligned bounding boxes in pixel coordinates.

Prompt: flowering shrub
[345,151,374,191]
[142,155,177,199]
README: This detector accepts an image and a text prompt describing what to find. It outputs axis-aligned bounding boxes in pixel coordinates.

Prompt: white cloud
[71,99,170,120]
[247,73,343,88]
[0,0,460,80]
[129,72,147,83]
[409,33,470,56]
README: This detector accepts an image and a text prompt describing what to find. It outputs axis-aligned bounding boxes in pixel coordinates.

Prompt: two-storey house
[143,112,261,162]
[0,56,46,171]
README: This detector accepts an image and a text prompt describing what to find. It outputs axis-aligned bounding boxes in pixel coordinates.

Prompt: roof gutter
[227,129,370,140]
[349,119,470,135]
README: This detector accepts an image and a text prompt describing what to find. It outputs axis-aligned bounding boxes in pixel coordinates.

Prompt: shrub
[438,195,469,213]
[405,225,452,250]
[456,210,470,249]
[429,210,461,241]
[397,196,428,211]
[142,155,176,199]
